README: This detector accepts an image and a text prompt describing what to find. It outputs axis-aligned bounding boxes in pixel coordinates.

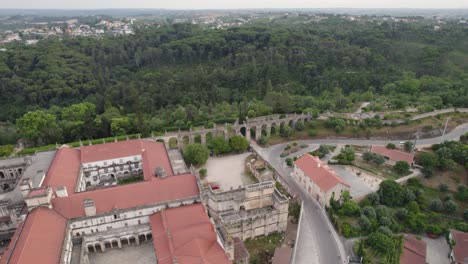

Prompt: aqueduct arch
[153,113,311,150]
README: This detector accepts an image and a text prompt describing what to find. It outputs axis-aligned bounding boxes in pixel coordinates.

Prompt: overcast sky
[1,0,467,9]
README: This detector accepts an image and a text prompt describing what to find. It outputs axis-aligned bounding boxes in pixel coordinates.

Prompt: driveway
[330,165,373,198]
[422,236,451,264]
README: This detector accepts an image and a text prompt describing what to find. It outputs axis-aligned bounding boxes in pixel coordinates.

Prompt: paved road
[252,142,347,264]
[251,123,468,264]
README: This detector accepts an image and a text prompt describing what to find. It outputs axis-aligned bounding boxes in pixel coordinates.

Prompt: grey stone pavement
[88,242,157,264]
[329,165,373,198]
[422,236,451,264]
[250,123,468,264]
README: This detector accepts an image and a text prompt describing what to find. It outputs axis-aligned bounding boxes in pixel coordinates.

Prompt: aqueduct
[153,113,312,150]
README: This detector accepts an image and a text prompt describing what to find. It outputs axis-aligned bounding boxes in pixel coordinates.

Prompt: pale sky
[0,0,467,9]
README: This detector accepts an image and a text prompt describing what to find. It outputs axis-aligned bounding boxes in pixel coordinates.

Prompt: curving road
[251,123,468,264]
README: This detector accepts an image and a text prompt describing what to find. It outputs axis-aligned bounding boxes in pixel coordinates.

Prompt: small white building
[294,154,350,206]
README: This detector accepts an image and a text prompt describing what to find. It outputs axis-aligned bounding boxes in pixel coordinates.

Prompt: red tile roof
[370,146,415,164]
[43,140,173,194]
[451,230,468,264]
[150,203,231,264]
[0,207,67,264]
[80,139,144,163]
[295,154,350,192]
[26,187,48,198]
[41,146,81,194]
[52,173,199,219]
[141,140,174,180]
[400,235,426,264]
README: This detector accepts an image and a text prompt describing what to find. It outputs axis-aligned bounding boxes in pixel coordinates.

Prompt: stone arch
[216,130,226,140]
[0,171,4,179]
[239,127,247,137]
[121,237,129,246]
[104,241,112,249]
[288,120,295,128]
[168,137,178,149]
[261,124,268,137]
[94,243,102,252]
[146,233,153,241]
[138,234,146,243]
[18,168,23,175]
[270,123,278,135]
[182,135,190,147]
[87,245,95,253]
[128,236,136,245]
[205,132,213,144]
[2,184,10,191]
[193,133,202,144]
[111,240,119,248]
[249,126,257,141]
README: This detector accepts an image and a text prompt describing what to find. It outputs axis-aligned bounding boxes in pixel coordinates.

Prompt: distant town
[0,9,467,45]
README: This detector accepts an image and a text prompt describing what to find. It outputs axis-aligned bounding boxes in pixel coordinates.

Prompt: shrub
[307,129,317,137]
[379,216,392,227]
[367,192,380,205]
[464,209,468,221]
[444,200,457,214]
[377,226,393,237]
[386,143,396,149]
[339,201,361,217]
[375,205,391,219]
[407,201,420,214]
[199,168,207,177]
[285,158,293,167]
[428,199,443,212]
[396,208,408,221]
[366,232,393,255]
[362,206,376,219]
[393,161,411,175]
[183,143,210,166]
[378,180,406,207]
[359,215,371,231]
[438,184,449,192]
[425,224,443,235]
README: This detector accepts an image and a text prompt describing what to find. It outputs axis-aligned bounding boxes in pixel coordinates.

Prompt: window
[93,176,98,181]
[114,214,119,219]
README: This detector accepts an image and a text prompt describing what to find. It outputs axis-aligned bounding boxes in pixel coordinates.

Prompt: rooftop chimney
[56,186,68,198]
[83,199,96,217]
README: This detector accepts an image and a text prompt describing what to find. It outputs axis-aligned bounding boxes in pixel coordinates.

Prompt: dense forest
[1,16,468,145]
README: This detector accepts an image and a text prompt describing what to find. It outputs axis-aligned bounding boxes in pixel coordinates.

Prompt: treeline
[1,17,468,145]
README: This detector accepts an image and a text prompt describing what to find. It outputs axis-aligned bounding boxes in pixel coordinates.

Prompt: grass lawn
[244,233,284,264]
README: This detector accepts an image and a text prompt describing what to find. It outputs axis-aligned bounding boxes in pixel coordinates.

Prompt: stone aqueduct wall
[152,113,312,149]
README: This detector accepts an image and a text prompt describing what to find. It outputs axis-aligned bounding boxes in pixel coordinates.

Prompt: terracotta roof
[150,203,231,264]
[272,247,293,264]
[400,235,426,264]
[295,154,350,192]
[51,173,199,219]
[0,207,67,264]
[26,187,48,198]
[141,140,174,180]
[370,146,414,164]
[41,146,81,194]
[451,230,468,264]
[80,139,144,163]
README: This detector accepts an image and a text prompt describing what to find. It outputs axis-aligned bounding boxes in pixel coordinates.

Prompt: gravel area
[201,152,255,190]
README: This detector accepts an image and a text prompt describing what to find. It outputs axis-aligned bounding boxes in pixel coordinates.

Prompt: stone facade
[293,163,350,207]
[0,157,28,193]
[203,181,289,241]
